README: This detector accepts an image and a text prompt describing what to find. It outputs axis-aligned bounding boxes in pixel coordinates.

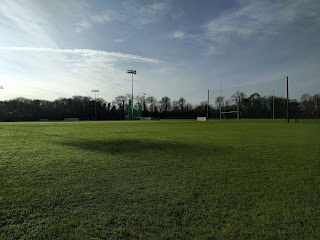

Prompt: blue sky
[0,0,319,103]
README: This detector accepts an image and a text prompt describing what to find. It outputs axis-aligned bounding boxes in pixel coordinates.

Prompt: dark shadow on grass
[54,138,232,159]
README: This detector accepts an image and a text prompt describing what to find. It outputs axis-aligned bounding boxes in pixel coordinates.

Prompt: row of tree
[0,92,318,121]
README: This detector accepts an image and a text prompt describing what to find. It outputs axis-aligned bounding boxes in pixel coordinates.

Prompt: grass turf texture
[1,120,319,239]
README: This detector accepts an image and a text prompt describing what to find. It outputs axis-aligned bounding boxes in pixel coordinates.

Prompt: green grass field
[1,120,320,239]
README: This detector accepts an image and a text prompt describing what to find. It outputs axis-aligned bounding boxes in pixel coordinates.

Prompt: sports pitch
[1,120,319,239]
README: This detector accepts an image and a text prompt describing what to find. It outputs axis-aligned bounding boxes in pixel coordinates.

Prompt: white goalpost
[220,111,243,119]
[219,80,241,121]
[207,77,287,120]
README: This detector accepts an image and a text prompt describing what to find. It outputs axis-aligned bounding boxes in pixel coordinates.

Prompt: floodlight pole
[126,70,136,120]
[286,76,289,123]
[273,90,275,119]
[132,74,133,120]
[207,90,209,120]
[91,90,99,120]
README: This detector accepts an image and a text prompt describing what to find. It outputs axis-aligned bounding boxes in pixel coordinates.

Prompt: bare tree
[146,96,157,112]
[186,103,193,111]
[215,96,225,108]
[160,96,171,112]
[114,95,128,110]
[178,97,186,111]
[300,93,316,117]
[172,100,179,112]
[231,92,246,105]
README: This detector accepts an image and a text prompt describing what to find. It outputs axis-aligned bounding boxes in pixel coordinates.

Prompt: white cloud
[168,31,186,39]
[169,0,320,54]
[112,38,128,43]
[0,45,203,103]
[123,1,170,25]
[203,0,320,45]
[0,46,162,101]
[74,7,125,32]
[0,47,160,63]
[0,0,57,47]
[0,0,165,102]
[75,21,92,32]
[74,1,170,31]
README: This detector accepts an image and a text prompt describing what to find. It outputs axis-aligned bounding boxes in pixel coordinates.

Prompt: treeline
[0,92,319,121]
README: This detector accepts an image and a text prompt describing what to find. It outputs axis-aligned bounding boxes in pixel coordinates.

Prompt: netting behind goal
[208,78,287,120]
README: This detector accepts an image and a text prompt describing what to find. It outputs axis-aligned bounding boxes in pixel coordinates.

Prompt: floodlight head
[91,90,99,92]
[126,70,136,74]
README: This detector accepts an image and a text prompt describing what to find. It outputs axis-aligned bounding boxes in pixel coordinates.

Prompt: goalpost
[219,80,241,121]
[207,77,288,121]
[220,111,243,119]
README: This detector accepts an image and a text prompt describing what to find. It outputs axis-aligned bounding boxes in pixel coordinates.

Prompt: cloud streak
[74,1,170,31]
[168,31,187,39]
[0,47,161,63]
[0,0,57,47]
[75,9,125,32]
[123,1,170,25]
[0,46,162,101]
[203,0,320,43]
[170,0,320,54]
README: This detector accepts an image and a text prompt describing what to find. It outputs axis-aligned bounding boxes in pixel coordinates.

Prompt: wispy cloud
[0,1,165,101]
[0,46,162,101]
[123,1,170,25]
[205,0,319,46]
[0,47,161,63]
[112,38,128,43]
[168,31,187,39]
[74,1,170,32]
[76,21,92,32]
[170,0,320,54]
[0,0,57,47]
[75,8,125,32]
[167,31,201,44]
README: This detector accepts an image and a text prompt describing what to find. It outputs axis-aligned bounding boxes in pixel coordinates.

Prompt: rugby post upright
[207,90,209,120]
[219,82,222,120]
[237,80,240,121]
[273,89,275,120]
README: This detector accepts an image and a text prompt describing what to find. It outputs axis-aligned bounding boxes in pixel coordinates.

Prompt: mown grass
[1,120,319,239]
